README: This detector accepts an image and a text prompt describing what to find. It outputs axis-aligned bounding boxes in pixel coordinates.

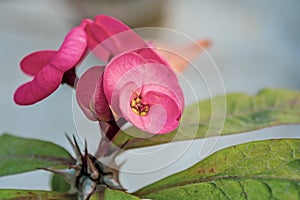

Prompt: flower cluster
[14,14,209,136]
[13,14,210,200]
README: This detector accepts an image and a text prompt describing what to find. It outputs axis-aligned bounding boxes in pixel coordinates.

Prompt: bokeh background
[0,0,300,192]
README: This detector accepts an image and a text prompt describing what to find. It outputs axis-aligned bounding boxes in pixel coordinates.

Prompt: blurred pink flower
[14,20,89,105]
[156,39,211,73]
[103,52,184,134]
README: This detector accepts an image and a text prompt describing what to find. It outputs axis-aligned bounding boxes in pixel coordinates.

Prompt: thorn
[84,138,88,156]
[102,174,125,191]
[82,154,88,175]
[73,135,84,166]
[65,134,82,163]
[69,165,82,177]
[80,177,97,200]
[87,155,100,181]
[73,135,82,155]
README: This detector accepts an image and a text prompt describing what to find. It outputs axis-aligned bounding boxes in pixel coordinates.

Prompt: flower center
[130,96,149,116]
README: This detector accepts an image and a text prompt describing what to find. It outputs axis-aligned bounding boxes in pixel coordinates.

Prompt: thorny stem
[104,120,121,141]
[95,118,127,158]
[44,135,124,200]
[106,118,127,141]
[64,67,127,158]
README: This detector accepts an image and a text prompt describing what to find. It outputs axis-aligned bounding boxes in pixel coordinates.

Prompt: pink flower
[86,14,211,75]
[85,14,168,65]
[76,15,185,134]
[77,51,184,134]
[104,52,184,134]
[76,66,113,122]
[14,20,89,105]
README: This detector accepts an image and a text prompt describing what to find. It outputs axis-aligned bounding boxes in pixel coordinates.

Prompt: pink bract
[20,50,57,76]
[76,66,113,122]
[86,14,140,61]
[86,15,168,65]
[14,20,88,105]
[76,15,179,128]
[103,52,184,134]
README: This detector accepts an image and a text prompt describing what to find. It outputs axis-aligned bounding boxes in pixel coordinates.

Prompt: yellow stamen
[130,96,150,116]
[140,111,148,116]
[131,100,136,107]
[131,107,140,115]
[135,97,141,104]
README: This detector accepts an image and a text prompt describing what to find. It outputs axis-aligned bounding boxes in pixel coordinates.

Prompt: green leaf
[0,189,140,200]
[51,173,71,192]
[0,190,75,199]
[0,134,74,177]
[103,188,140,200]
[114,88,300,149]
[136,139,300,200]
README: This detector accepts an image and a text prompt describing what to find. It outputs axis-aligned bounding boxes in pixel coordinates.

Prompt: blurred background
[0,0,300,193]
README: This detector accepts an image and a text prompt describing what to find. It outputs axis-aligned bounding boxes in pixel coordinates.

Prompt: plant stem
[62,68,78,88]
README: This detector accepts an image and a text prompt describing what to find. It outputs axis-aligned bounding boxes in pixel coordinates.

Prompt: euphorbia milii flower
[75,15,210,134]
[103,52,184,134]
[76,49,184,134]
[76,66,113,122]
[87,14,211,72]
[14,20,89,105]
[85,14,141,62]
[86,14,168,65]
